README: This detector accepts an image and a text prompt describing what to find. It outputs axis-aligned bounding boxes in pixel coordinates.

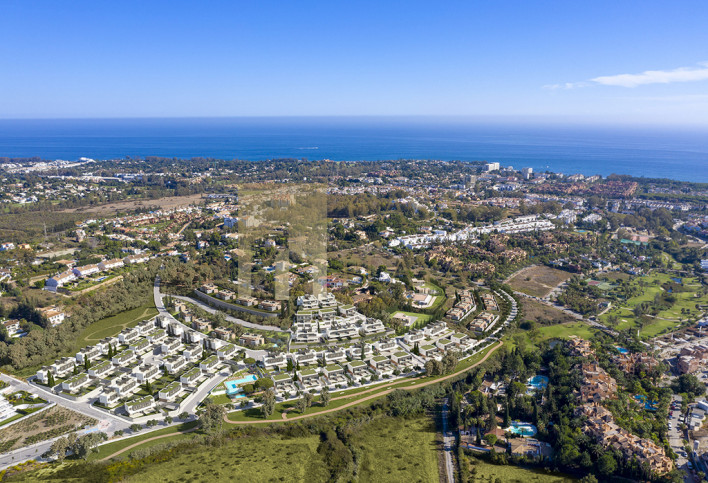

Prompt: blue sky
[1,1,708,124]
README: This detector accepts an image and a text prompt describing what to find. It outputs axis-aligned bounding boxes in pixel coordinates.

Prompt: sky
[1,1,708,125]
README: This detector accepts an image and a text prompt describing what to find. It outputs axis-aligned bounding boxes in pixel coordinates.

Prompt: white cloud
[547,62,708,89]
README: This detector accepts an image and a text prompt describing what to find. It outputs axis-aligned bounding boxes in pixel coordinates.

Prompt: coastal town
[0,157,705,482]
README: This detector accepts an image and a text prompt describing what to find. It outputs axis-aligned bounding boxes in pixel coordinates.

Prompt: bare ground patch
[59,193,205,215]
[508,265,572,298]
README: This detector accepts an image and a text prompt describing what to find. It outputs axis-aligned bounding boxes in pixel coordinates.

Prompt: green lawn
[392,310,432,326]
[352,416,439,482]
[74,302,158,350]
[463,455,575,482]
[537,321,596,340]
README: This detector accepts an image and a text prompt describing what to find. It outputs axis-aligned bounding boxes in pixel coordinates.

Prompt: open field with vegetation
[90,421,199,461]
[507,265,572,298]
[127,432,329,482]
[462,454,575,482]
[74,302,158,350]
[519,298,576,326]
[352,416,439,482]
[0,405,96,453]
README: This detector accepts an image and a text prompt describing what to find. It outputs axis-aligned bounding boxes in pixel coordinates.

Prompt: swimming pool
[506,421,537,437]
[634,395,658,411]
[526,375,549,392]
[615,346,629,354]
[225,375,258,396]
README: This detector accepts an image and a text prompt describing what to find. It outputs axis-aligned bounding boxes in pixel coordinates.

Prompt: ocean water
[0,117,706,182]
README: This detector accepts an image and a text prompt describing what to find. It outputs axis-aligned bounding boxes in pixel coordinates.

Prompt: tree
[178,411,190,421]
[261,388,276,419]
[255,377,274,391]
[320,386,331,407]
[483,433,497,447]
[304,392,313,409]
[44,436,69,462]
[72,432,108,459]
[47,371,55,388]
[146,419,158,427]
[200,400,226,435]
[130,423,142,432]
[597,453,617,477]
[164,415,173,425]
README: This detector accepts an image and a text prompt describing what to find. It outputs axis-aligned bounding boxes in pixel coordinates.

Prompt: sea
[0,117,706,182]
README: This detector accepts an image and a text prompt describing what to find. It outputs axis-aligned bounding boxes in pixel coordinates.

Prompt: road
[153,276,287,334]
[153,277,268,360]
[441,398,455,483]
[0,373,131,470]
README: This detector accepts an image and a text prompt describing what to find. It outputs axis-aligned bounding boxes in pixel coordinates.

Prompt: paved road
[153,277,268,360]
[441,398,455,483]
[154,276,287,334]
[0,374,131,470]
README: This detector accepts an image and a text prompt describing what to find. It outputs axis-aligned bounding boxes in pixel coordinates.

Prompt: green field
[536,321,596,340]
[90,421,199,461]
[599,272,707,338]
[392,310,433,327]
[126,432,330,482]
[464,455,575,482]
[74,302,158,350]
[108,416,438,483]
[352,416,439,482]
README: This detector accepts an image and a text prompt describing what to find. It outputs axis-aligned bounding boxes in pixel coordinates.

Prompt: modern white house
[124,395,155,416]
[199,355,219,373]
[88,360,113,378]
[76,345,103,364]
[180,367,202,385]
[163,355,186,374]
[112,350,136,366]
[60,372,90,393]
[133,363,160,383]
[158,381,182,402]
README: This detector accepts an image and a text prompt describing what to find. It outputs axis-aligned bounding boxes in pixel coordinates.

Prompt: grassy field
[508,266,572,298]
[464,455,575,482]
[105,416,438,483]
[537,322,596,340]
[74,302,158,350]
[599,272,708,338]
[352,416,439,482]
[126,432,330,482]
[392,310,433,326]
[90,421,199,461]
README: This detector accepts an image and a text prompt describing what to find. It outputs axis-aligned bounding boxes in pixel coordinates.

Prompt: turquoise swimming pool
[526,375,549,392]
[225,375,257,396]
[506,421,537,437]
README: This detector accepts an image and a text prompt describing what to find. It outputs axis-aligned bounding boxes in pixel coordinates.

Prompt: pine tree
[47,372,55,387]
